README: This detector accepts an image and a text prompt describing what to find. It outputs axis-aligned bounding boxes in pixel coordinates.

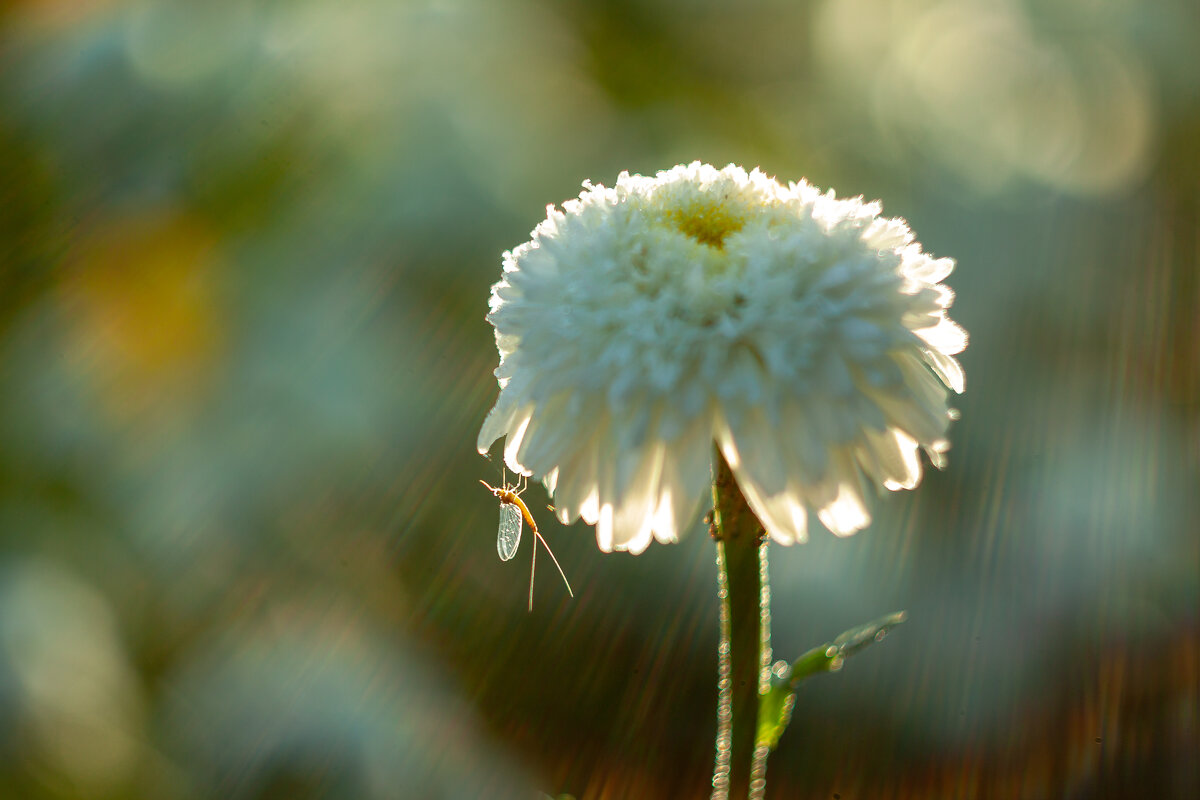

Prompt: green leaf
[757,611,907,751]
[832,610,907,658]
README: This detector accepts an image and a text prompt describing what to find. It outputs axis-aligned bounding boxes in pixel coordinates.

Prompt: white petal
[778,400,830,485]
[863,387,946,447]
[610,510,655,553]
[922,347,965,394]
[609,444,666,552]
[654,419,715,541]
[594,503,616,552]
[860,355,951,445]
[817,483,872,536]
[649,491,682,544]
[904,254,955,284]
[862,216,912,250]
[514,397,576,476]
[719,418,810,545]
[502,412,534,475]
[860,428,922,490]
[579,487,601,525]
[551,438,601,522]
[895,352,954,418]
[916,317,969,355]
[476,395,523,454]
[721,408,789,497]
[757,489,809,545]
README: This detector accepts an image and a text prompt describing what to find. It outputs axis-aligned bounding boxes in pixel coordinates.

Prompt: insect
[480,471,574,611]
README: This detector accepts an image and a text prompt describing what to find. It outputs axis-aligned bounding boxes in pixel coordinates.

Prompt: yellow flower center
[657,196,746,249]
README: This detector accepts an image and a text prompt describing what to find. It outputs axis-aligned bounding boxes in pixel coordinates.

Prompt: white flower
[478,162,966,554]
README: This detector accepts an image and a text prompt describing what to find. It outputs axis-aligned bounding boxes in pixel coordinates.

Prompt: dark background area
[0,1,1196,797]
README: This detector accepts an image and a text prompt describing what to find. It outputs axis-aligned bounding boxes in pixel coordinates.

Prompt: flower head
[478,163,966,553]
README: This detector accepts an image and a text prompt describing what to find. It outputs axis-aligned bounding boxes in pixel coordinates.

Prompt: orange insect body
[484,483,537,532]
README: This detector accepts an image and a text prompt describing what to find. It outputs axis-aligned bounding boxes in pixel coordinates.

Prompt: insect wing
[496,502,522,561]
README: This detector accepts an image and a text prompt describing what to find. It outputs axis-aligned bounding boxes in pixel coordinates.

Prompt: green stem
[710,449,772,800]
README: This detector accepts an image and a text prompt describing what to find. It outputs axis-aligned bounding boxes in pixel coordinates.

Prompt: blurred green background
[1,0,1197,798]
